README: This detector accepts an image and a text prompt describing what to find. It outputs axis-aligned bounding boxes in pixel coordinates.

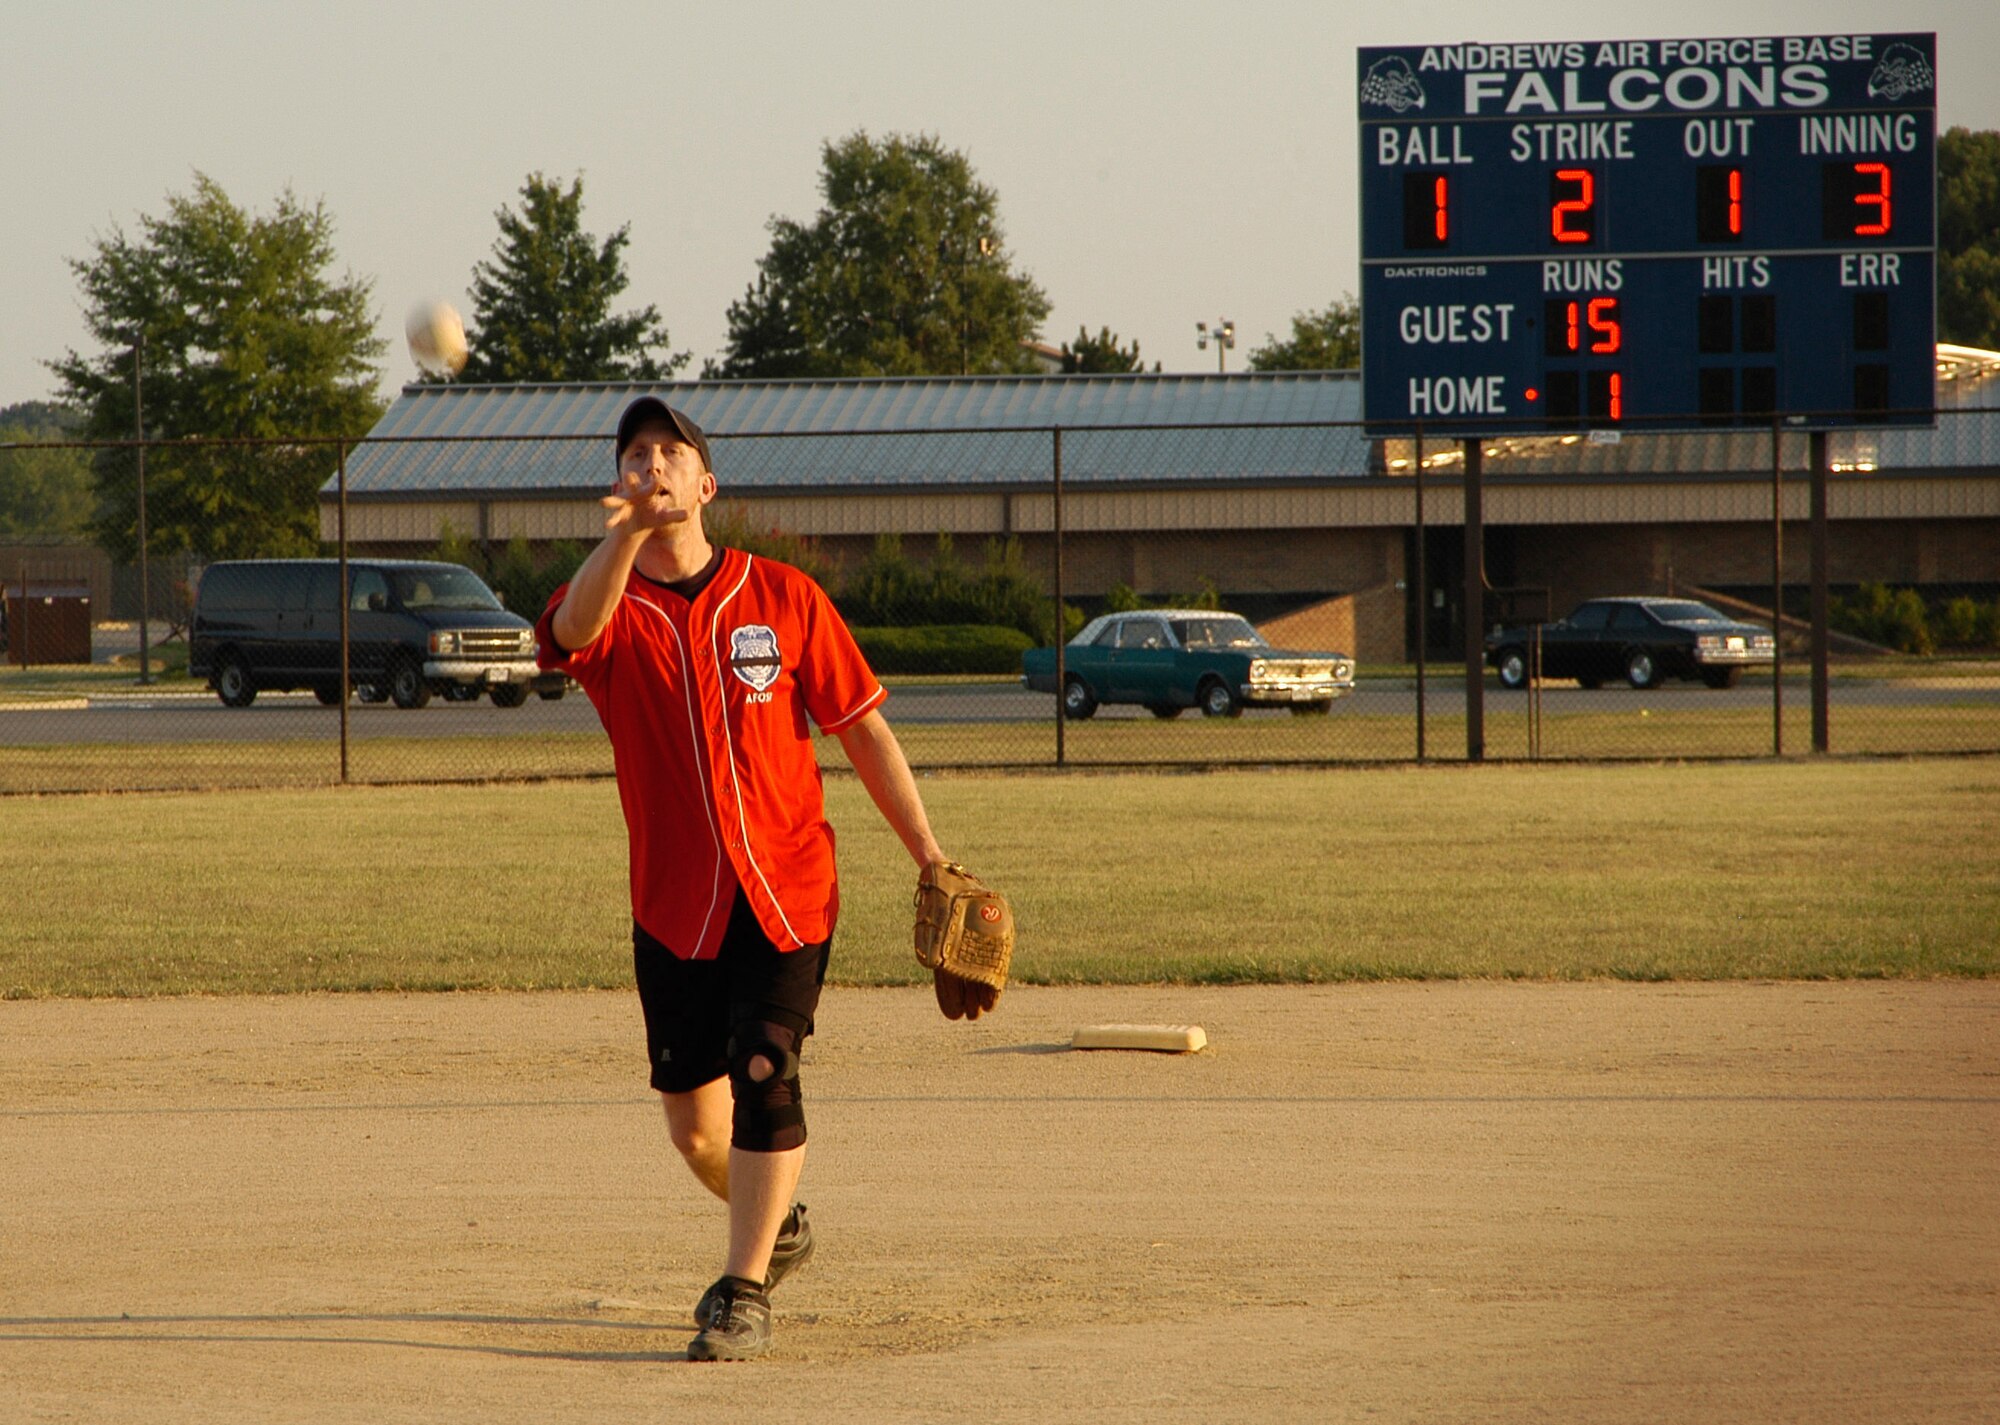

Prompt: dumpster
[4,583,93,666]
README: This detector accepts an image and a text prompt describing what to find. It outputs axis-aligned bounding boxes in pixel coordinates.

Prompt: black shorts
[632,891,831,1095]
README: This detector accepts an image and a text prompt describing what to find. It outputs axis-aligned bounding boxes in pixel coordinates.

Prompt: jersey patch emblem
[728,624,783,692]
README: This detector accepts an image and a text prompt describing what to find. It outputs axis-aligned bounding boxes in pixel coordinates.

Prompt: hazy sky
[6,0,1997,408]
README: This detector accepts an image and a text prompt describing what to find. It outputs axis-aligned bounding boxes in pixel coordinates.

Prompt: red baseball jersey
[536,547,886,959]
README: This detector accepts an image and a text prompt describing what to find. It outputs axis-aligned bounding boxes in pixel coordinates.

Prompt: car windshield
[1171,616,1267,649]
[1648,601,1728,624]
[391,568,502,611]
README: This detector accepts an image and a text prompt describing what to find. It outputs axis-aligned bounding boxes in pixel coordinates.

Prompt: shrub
[841,533,928,626]
[707,506,831,585]
[493,537,587,617]
[1939,596,1984,648]
[972,537,1062,642]
[837,532,1070,644]
[1175,575,1224,610]
[431,518,486,577]
[487,536,538,612]
[1830,582,1934,655]
[851,623,1034,676]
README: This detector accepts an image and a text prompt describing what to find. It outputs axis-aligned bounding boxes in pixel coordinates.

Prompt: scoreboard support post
[1810,431,1831,753]
[1413,423,1427,762]
[1770,419,1785,758]
[1462,438,1485,762]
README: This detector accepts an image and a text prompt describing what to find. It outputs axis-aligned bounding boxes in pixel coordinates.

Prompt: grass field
[2,759,1994,998]
[4,700,1999,795]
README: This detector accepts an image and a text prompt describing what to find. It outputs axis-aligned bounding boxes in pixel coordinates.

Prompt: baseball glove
[913,861,1014,1021]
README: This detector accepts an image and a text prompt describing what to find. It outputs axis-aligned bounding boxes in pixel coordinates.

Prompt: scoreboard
[1358,33,1936,435]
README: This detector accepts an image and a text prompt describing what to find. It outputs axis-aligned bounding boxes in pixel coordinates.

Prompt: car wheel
[1198,678,1241,718]
[1577,677,1603,690]
[1702,667,1742,690]
[1495,648,1528,689]
[356,684,388,704]
[1290,699,1334,716]
[536,686,565,702]
[1624,648,1659,689]
[214,654,256,708]
[443,684,481,702]
[312,682,348,706]
[1146,703,1183,719]
[1062,677,1098,720]
[489,683,529,708]
[388,656,432,709]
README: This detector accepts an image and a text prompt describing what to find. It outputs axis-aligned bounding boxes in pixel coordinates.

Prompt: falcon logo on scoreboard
[728,624,782,693]
[1867,43,1935,101]
[1361,56,1427,114]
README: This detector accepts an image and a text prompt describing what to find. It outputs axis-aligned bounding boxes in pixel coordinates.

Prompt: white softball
[406,300,468,377]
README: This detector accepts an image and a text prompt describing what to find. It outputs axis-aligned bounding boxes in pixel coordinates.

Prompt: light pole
[1196,319,1235,373]
[133,337,151,687]
[950,233,994,376]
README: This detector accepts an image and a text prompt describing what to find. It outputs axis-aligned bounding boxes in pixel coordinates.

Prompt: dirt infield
[3,982,1995,1424]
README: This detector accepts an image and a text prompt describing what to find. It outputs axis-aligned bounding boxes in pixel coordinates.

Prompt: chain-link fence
[3,409,1997,793]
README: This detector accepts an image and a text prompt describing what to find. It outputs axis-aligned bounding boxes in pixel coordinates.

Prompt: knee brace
[726,1011,808,1152]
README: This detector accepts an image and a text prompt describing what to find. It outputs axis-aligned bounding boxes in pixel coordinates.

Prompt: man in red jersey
[537,397,959,1362]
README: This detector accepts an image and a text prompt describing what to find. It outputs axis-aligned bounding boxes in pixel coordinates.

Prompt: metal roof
[325,362,2000,500]
[331,372,1369,498]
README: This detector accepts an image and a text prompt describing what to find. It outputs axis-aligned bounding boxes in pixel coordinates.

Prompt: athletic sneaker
[765,1201,815,1291]
[687,1277,772,1362]
[695,1202,813,1328]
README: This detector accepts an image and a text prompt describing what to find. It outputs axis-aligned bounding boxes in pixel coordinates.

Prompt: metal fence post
[1052,425,1065,769]
[338,438,350,785]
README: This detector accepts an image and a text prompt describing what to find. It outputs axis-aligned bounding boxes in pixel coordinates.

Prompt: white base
[1071,1023,1207,1053]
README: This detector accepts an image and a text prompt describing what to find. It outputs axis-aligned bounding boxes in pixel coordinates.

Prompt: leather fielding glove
[913,861,1014,1021]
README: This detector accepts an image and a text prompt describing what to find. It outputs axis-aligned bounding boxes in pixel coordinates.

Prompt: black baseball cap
[615,397,712,472]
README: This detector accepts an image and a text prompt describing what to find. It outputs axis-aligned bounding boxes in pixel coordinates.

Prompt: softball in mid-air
[406,300,468,377]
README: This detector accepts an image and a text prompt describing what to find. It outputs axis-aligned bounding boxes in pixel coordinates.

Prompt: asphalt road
[3,677,1994,746]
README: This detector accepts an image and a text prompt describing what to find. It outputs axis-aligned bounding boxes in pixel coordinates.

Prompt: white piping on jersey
[623,589,730,955]
[708,554,807,949]
[819,683,888,734]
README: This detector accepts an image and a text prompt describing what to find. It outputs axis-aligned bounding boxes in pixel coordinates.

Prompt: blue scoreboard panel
[1358,34,1936,435]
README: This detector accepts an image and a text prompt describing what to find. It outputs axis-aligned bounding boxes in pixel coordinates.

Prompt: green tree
[709,131,1051,378]
[1245,294,1362,371]
[459,173,686,383]
[1939,127,2000,350]
[0,402,94,542]
[0,402,80,435]
[48,174,384,562]
[1059,325,1154,374]
[0,428,96,542]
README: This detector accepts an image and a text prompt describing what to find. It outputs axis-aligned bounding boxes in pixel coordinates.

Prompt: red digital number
[1727,168,1743,236]
[1561,298,1622,354]
[1433,176,1449,242]
[1552,169,1595,244]
[1854,162,1891,236]
[1586,298,1621,353]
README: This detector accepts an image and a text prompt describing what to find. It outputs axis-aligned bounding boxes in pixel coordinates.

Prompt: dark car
[1021,609,1355,718]
[189,559,565,708]
[1485,596,1776,690]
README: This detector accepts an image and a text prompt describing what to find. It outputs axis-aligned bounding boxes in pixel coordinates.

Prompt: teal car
[1021,609,1356,719]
